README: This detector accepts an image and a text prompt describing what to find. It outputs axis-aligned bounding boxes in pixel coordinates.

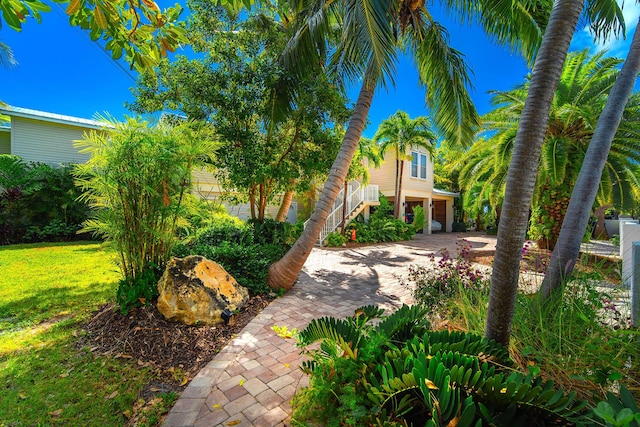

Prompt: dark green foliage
[452,221,467,232]
[593,385,640,427]
[325,231,347,247]
[173,219,297,295]
[293,304,608,426]
[115,264,161,314]
[350,196,415,243]
[0,156,90,245]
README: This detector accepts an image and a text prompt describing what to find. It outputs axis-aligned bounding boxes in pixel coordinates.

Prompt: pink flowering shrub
[402,238,489,311]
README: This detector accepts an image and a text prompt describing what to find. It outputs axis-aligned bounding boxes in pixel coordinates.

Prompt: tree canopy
[130,2,351,220]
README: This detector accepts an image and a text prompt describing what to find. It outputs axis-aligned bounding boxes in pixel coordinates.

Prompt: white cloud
[570,0,640,57]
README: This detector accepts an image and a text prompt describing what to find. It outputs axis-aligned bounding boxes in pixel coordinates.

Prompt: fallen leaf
[239,379,245,386]
[424,379,439,390]
[18,394,27,400]
[180,377,189,386]
[500,388,507,394]
[226,421,241,426]
[212,403,221,409]
[122,410,132,419]
[49,409,62,417]
[59,373,69,378]
[284,363,290,368]
[106,390,119,400]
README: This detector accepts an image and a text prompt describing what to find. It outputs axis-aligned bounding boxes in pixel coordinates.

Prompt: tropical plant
[412,204,426,231]
[485,0,624,346]
[294,304,598,426]
[0,157,91,244]
[74,119,217,311]
[130,2,350,221]
[402,239,489,314]
[374,110,436,218]
[266,0,549,290]
[540,16,640,299]
[473,50,640,250]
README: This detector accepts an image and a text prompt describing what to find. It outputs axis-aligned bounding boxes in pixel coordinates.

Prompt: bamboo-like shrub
[74,118,217,309]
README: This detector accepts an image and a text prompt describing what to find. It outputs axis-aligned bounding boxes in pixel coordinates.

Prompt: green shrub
[293,304,600,426]
[325,231,347,247]
[173,219,297,295]
[74,119,217,312]
[0,157,91,244]
[402,239,489,314]
[412,205,426,231]
[452,221,467,232]
[115,264,161,314]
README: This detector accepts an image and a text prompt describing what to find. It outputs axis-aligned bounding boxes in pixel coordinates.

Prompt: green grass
[0,241,165,426]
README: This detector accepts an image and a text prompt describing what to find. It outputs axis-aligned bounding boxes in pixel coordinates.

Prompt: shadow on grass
[0,282,116,333]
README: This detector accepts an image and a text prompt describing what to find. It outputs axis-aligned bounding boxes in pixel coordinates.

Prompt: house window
[411,152,419,178]
[410,151,428,180]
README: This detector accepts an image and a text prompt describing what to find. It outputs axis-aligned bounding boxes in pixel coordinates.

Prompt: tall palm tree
[463,50,640,249]
[485,0,624,346]
[374,111,436,219]
[540,16,640,299]
[267,0,548,290]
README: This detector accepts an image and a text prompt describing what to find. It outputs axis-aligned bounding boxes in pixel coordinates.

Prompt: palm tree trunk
[275,189,295,222]
[539,17,640,299]
[267,81,375,290]
[485,0,584,346]
[397,159,405,220]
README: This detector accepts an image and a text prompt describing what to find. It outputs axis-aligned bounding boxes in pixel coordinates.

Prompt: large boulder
[157,255,249,325]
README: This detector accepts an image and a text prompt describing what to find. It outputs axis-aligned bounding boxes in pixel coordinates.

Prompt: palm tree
[485,0,624,346]
[373,111,435,219]
[0,41,16,69]
[463,50,640,249]
[540,16,640,299]
[267,0,548,290]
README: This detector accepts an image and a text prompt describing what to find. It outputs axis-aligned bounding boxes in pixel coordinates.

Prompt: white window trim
[410,150,428,180]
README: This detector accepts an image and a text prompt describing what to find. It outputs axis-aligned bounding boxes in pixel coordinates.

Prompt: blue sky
[1,1,639,138]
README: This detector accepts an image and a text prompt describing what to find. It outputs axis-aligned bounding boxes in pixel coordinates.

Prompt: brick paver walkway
[162,232,497,427]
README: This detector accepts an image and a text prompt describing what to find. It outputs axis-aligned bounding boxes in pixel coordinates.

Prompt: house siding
[11,117,92,165]
[0,130,10,154]
[192,168,288,221]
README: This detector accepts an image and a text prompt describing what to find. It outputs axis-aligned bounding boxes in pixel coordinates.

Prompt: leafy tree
[485,0,624,346]
[462,50,640,249]
[540,15,640,299]
[267,0,548,290]
[373,110,436,219]
[0,0,186,70]
[130,2,350,221]
[74,119,216,310]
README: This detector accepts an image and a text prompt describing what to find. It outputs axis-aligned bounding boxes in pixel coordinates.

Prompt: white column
[621,222,640,287]
[632,242,640,327]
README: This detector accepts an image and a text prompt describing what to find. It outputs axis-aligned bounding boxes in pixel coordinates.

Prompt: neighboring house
[366,145,457,233]
[0,105,109,165]
[0,106,454,236]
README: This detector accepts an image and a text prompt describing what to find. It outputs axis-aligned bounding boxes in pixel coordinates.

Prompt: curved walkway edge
[163,232,498,426]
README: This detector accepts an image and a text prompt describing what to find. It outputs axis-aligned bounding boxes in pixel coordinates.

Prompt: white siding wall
[0,130,10,154]
[11,117,92,165]
[191,167,288,221]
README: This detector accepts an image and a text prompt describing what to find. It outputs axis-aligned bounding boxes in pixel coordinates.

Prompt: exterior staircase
[305,181,379,245]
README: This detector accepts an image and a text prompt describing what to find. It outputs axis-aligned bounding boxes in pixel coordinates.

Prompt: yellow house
[367,145,457,233]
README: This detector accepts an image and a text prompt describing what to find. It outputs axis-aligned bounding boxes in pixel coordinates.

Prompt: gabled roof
[0,105,113,130]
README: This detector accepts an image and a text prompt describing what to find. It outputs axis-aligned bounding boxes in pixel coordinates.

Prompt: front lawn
[0,242,163,426]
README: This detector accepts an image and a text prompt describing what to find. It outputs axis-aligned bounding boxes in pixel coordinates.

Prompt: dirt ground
[77,294,273,419]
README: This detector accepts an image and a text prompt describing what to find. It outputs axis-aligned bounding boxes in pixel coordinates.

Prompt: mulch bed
[77,294,273,398]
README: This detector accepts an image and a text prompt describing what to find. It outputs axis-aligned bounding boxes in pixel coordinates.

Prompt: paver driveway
[162,232,497,427]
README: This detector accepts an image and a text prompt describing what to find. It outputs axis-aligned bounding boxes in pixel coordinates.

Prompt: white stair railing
[304,182,379,245]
